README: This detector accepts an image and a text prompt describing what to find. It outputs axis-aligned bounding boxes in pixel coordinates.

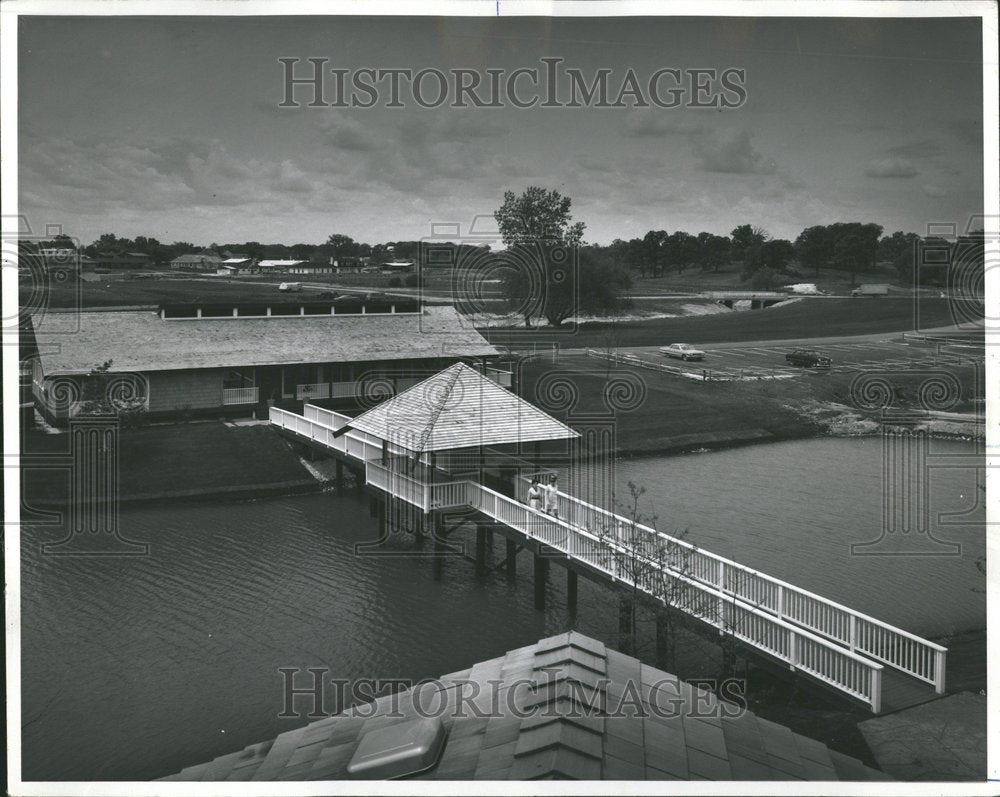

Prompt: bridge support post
[505,539,517,581]
[655,613,670,670]
[475,524,489,576]
[433,512,445,581]
[335,458,344,495]
[415,513,425,548]
[533,554,548,610]
[619,597,634,655]
[567,569,578,614]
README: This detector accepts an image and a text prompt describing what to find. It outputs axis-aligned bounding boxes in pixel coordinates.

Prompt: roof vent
[347,716,446,779]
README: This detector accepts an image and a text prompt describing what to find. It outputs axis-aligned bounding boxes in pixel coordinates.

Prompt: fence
[465,481,884,711]
[268,404,941,710]
[514,475,946,693]
[221,386,259,405]
[585,349,790,383]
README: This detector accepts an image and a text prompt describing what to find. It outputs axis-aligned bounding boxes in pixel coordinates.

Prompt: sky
[17,14,986,247]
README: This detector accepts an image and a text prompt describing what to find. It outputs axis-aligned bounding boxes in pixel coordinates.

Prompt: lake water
[20,436,985,781]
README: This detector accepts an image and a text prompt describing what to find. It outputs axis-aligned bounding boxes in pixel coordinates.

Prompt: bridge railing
[271,405,383,462]
[515,476,946,693]
[269,405,902,709]
[364,459,470,512]
[467,481,883,712]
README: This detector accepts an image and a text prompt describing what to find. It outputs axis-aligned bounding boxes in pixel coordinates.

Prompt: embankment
[22,421,325,506]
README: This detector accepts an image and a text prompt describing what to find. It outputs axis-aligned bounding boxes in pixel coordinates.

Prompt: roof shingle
[30,305,496,375]
[345,362,579,452]
[158,631,889,782]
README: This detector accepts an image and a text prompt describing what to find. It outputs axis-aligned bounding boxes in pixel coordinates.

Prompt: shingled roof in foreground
[158,631,889,782]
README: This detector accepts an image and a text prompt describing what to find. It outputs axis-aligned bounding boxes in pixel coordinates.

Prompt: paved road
[582,330,984,381]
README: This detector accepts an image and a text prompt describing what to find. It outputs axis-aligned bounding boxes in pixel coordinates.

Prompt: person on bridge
[544,474,560,518]
[527,478,543,512]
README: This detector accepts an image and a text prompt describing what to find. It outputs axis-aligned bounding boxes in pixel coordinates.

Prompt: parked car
[659,343,706,361]
[785,349,832,368]
[851,283,890,297]
[279,282,302,292]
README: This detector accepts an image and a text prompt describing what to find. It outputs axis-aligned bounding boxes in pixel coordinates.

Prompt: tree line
[492,186,986,326]
[22,231,487,267]
[600,223,985,289]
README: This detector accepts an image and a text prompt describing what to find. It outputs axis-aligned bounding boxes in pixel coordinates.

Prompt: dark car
[785,349,832,368]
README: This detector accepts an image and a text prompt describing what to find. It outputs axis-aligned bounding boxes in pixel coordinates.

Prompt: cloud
[19,135,337,224]
[693,130,777,175]
[864,157,918,178]
[922,184,946,197]
[887,139,943,159]
[623,113,705,138]
[321,115,383,151]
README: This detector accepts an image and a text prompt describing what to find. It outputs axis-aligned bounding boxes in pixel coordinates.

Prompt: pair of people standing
[527,474,559,518]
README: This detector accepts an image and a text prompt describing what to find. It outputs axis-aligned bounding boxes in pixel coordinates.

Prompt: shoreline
[23,412,981,507]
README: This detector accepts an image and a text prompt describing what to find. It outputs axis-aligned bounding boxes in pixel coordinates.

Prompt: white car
[279,282,302,292]
[659,343,706,361]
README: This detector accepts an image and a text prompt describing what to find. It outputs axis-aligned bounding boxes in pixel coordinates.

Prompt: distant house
[38,248,78,260]
[383,259,415,273]
[257,259,307,273]
[333,256,369,274]
[91,252,152,269]
[171,252,224,272]
[216,257,256,275]
[25,300,498,425]
[35,248,87,279]
[286,261,334,275]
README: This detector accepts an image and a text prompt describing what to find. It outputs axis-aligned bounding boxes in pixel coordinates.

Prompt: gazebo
[338,362,579,494]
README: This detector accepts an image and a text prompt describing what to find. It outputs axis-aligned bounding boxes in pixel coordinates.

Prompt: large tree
[664,231,699,274]
[493,187,585,247]
[322,233,358,262]
[494,187,584,327]
[828,222,883,285]
[696,232,731,272]
[878,231,921,280]
[640,230,669,277]
[730,224,769,263]
[753,239,795,271]
[794,225,834,276]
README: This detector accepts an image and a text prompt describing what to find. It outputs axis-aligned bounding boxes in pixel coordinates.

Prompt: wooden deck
[271,404,948,715]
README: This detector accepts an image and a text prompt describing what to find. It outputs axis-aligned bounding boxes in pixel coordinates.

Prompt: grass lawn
[23,269,462,309]
[627,263,906,295]
[481,298,976,350]
[516,351,982,455]
[518,355,820,455]
[22,422,314,503]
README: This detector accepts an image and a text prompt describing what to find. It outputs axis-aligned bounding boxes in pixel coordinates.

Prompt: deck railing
[271,405,381,463]
[296,382,331,400]
[515,476,946,693]
[222,386,259,405]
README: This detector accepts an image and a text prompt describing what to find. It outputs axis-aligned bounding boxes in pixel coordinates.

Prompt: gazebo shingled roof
[343,362,579,453]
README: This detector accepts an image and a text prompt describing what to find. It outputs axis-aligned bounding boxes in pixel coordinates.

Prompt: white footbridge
[271,402,947,714]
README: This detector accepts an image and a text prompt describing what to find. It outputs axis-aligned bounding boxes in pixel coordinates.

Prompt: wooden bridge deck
[271,404,947,715]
